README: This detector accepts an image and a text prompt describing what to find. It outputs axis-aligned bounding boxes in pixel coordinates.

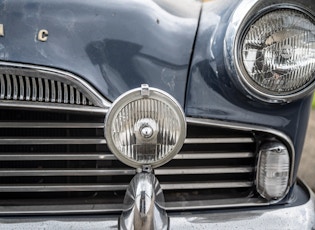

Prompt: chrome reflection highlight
[119,168,169,230]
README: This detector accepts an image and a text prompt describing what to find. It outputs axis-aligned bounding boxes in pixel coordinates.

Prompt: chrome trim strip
[5,74,11,99]
[0,61,111,110]
[44,79,50,102]
[0,153,117,161]
[165,197,266,210]
[161,181,253,190]
[0,152,254,161]
[57,81,62,103]
[0,122,104,128]
[63,82,68,104]
[38,78,43,101]
[12,74,18,100]
[155,167,253,175]
[0,100,108,114]
[0,74,4,99]
[51,80,56,102]
[69,86,75,104]
[184,137,254,144]
[76,88,80,105]
[0,169,136,177]
[25,77,31,100]
[0,204,123,215]
[31,77,37,101]
[0,182,252,192]
[0,138,106,145]
[174,152,254,159]
[0,184,128,192]
[0,197,265,215]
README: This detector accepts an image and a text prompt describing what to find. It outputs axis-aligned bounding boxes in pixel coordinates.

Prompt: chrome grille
[0,107,281,214]
[0,64,293,214]
[0,74,93,105]
[0,63,111,109]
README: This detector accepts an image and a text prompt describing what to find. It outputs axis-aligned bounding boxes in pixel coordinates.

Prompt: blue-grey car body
[0,0,200,106]
[0,0,314,228]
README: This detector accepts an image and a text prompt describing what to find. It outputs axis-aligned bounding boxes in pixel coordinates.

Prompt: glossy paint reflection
[0,0,201,106]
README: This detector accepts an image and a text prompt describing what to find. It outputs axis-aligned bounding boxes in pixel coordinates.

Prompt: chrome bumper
[0,181,314,230]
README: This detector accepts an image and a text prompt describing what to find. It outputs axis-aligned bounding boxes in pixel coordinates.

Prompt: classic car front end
[0,0,314,229]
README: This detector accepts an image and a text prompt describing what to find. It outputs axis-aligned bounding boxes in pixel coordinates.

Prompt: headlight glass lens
[241,9,315,97]
[105,85,186,168]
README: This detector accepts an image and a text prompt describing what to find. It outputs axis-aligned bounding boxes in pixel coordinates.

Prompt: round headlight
[237,8,315,102]
[105,85,186,168]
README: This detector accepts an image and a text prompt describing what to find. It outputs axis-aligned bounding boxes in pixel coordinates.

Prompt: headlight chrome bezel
[225,1,315,103]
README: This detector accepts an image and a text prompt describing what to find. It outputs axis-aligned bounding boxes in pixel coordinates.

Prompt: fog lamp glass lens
[257,143,290,200]
[105,85,186,168]
[242,9,315,96]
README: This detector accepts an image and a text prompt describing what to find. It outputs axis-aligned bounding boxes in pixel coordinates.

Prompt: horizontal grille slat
[174,152,254,159]
[0,151,254,161]
[0,122,104,128]
[0,138,106,145]
[0,197,267,214]
[0,169,136,177]
[0,152,254,161]
[161,181,253,190]
[184,137,254,144]
[155,167,253,175]
[165,198,265,211]
[0,184,128,192]
[0,153,117,161]
[0,204,124,214]
[0,181,253,192]
[0,167,252,177]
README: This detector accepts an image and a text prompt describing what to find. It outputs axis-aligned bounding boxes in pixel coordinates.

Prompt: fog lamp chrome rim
[105,84,186,169]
